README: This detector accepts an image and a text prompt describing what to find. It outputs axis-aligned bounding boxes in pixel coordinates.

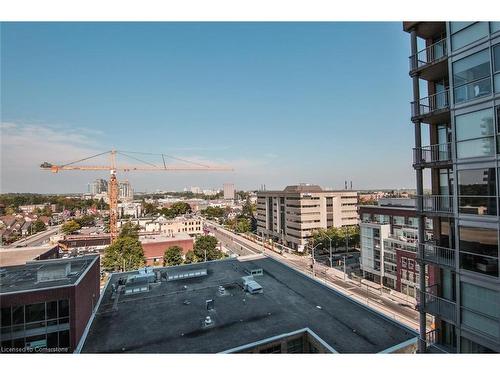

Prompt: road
[205,221,431,331]
[6,225,62,248]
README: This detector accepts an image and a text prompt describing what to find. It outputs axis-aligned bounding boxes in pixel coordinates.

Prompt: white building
[223,183,235,200]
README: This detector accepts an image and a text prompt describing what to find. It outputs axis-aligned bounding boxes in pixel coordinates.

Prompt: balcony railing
[411,89,449,118]
[419,286,457,323]
[413,142,452,166]
[417,195,454,215]
[422,329,451,353]
[419,242,455,268]
[409,38,448,71]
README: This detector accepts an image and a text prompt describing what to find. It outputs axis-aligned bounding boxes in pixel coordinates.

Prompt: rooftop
[0,244,58,267]
[260,184,357,195]
[80,256,417,353]
[0,255,99,294]
[139,232,193,243]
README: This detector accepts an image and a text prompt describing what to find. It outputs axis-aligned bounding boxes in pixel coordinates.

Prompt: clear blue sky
[1,22,418,193]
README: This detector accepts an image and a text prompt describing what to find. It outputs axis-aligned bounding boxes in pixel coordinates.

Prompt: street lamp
[307,242,323,277]
[322,232,334,268]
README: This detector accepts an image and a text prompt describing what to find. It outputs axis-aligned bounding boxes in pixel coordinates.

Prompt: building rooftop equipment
[79,257,418,354]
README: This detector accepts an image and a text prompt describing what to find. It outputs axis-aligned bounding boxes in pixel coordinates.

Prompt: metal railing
[419,284,457,323]
[413,142,452,165]
[419,242,455,268]
[411,89,449,117]
[409,38,448,71]
[417,195,454,214]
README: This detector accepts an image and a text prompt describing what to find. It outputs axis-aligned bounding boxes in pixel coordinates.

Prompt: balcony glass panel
[459,226,499,277]
[453,49,491,104]
[451,22,488,51]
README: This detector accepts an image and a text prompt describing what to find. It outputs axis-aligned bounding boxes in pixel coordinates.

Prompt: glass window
[46,301,58,320]
[458,168,496,215]
[453,49,491,104]
[58,330,70,348]
[461,282,500,319]
[494,45,500,93]
[393,216,405,226]
[25,303,45,323]
[450,22,474,34]
[459,226,498,277]
[492,22,500,34]
[455,108,494,158]
[1,307,11,327]
[12,306,24,325]
[58,300,69,318]
[462,309,499,338]
[451,22,488,51]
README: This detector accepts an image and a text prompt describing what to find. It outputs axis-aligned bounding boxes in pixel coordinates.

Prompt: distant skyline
[1,22,424,193]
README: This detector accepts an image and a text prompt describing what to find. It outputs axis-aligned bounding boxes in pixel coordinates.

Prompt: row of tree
[61,215,97,234]
[142,201,192,218]
[163,235,225,266]
[310,226,360,253]
[0,193,108,214]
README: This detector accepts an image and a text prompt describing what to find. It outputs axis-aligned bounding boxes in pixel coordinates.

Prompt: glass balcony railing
[418,285,457,323]
[413,142,452,166]
[417,195,454,215]
[411,90,449,118]
[419,242,455,268]
[409,38,448,71]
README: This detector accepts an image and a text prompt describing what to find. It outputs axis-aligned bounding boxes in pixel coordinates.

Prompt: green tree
[184,250,197,264]
[194,235,223,261]
[74,215,96,227]
[32,220,46,234]
[119,222,140,239]
[102,237,145,272]
[169,202,192,216]
[235,218,251,233]
[143,201,158,215]
[163,245,183,266]
[62,220,81,234]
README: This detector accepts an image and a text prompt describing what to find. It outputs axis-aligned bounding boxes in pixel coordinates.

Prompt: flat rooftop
[139,232,192,243]
[0,245,58,267]
[80,257,417,353]
[0,255,99,295]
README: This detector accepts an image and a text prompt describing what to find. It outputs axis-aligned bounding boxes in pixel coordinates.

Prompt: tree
[169,202,192,216]
[235,218,251,233]
[143,201,158,215]
[32,220,46,234]
[102,236,145,272]
[184,250,196,264]
[194,235,223,261]
[200,206,225,219]
[119,222,140,239]
[74,215,96,227]
[163,245,183,266]
[62,220,81,234]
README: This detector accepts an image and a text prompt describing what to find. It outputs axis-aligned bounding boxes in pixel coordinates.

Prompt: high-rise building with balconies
[404,21,500,353]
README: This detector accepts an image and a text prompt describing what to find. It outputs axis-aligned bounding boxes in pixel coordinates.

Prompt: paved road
[205,221,432,331]
[6,225,62,248]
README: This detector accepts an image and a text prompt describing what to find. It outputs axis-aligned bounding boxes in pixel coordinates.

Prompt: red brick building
[139,233,194,265]
[0,255,100,353]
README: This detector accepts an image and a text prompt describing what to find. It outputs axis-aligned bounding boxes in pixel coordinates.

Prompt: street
[4,225,62,248]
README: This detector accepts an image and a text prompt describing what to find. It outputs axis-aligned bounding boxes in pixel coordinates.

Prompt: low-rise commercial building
[78,256,417,353]
[139,233,194,266]
[257,184,358,251]
[0,255,100,353]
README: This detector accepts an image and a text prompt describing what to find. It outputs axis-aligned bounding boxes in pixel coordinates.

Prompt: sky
[0,22,420,194]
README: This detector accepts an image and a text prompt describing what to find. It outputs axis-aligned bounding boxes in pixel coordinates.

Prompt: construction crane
[40,149,233,243]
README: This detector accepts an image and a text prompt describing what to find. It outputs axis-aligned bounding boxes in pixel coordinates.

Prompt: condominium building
[256,184,359,251]
[119,180,133,202]
[404,21,500,353]
[223,183,235,200]
[88,179,108,195]
[359,199,435,298]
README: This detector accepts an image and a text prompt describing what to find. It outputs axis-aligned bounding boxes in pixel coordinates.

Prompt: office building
[223,183,235,200]
[77,257,417,353]
[119,180,133,202]
[257,184,359,251]
[404,21,500,353]
[0,255,100,352]
[359,199,435,297]
[144,215,203,237]
[88,179,108,195]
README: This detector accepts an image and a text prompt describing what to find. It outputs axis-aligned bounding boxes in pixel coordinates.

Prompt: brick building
[0,255,100,353]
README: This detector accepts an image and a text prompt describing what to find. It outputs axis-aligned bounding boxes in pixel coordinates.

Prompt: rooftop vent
[37,263,70,283]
